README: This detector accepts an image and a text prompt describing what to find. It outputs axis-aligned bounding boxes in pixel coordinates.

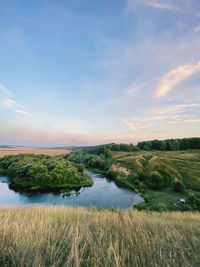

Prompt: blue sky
[0,0,200,146]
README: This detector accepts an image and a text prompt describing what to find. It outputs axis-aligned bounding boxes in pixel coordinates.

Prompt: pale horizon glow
[0,0,200,146]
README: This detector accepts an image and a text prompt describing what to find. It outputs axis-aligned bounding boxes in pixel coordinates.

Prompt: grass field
[111,149,200,191]
[0,147,71,157]
[0,206,199,267]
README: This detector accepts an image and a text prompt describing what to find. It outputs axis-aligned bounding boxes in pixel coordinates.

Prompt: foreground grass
[0,206,200,266]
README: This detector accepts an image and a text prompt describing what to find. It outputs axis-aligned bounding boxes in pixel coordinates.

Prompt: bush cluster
[0,154,93,190]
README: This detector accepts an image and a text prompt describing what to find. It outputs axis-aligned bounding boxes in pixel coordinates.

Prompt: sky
[0,0,200,146]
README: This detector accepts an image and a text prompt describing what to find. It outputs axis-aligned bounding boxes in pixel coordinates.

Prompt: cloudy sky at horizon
[0,0,200,146]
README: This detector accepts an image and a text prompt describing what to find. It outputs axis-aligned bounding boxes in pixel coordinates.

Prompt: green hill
[65,148,200,211]
[111,149,200,191]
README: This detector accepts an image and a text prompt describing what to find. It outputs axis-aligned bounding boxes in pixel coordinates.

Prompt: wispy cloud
[156,103,200,114]
[147,2,175,10]
[16,110,30,116]
[126,0,200,14]
[194,25,200,32]
[125,82,147,97]
[184,119,200,123]
[0,84,11,96]
[4,99,25,109]
[156,61,200,98]
[126,0,178,12]
[122,118,136,131]
[167,119,200,125]
[0,83,30,115]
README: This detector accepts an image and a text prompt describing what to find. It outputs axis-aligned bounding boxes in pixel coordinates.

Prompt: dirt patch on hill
[111,163,130,176]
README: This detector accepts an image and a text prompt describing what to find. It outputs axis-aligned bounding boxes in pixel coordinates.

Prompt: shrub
[143,194,151,203]
[128,172,139,182]
[133,202,150,211]
[138,182,146,194]
[187,193,200,211]
[151,203,168,212]
[148,171,164,189]
[138,171,146,181]
[108,206,120,212]
[172,178,186,193]
[106,170,120,179]
[0,168,6,176]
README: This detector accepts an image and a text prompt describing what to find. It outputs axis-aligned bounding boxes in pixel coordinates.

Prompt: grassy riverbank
[0,206,199,267]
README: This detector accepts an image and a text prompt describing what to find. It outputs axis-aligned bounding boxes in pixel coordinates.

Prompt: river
[0,171,143,209]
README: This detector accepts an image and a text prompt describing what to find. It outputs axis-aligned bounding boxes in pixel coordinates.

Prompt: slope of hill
[65,149,200,211]
[111,150,200,190]
[0,206,199,267]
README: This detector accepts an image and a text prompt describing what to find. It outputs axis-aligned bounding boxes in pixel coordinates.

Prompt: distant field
[0,147,71,157]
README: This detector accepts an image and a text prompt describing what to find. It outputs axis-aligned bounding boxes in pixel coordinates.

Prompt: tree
[148,171,164,189]
[172,178,185,193]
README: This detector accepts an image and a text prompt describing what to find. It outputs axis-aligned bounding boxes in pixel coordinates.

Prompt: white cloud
[122,118,136,131]
[147,2,175,10]
[156,103,200,114]
[194,25,200,32]
[0,84,11,96]
[167,121,183,125]
[16,110,30,116]
[125,82,147,96]
[156,62,200,97]
[153,116,168,120]
[0,83,29,115]
[126,0,178,12]
[167,118,200,125]
[4,99,25,109]
[184,119,200,123]
[126,0,200,14]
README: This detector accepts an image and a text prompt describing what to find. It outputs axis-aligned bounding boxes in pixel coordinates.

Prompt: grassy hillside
[65,149,200,211]
[0,206,199,267]
[111,149,200,190]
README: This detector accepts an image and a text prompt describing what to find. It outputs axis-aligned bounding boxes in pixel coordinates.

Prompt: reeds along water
[0,206,200,267]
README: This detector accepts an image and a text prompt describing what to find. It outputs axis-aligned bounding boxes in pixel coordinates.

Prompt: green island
[64,137,200,212]
[0,154,93,191]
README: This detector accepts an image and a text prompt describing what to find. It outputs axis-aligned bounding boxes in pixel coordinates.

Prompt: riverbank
[64,149,200,211]
[0,206,199,267]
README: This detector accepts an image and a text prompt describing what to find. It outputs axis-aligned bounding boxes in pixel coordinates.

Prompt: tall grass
[0,206,199,266]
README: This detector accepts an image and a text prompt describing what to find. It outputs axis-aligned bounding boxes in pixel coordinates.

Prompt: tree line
[137,137,200,151]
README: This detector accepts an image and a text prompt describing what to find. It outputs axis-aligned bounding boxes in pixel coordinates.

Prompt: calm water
[0,171,143,209]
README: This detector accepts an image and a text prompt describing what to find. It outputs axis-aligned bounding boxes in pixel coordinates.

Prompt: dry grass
[0,147,71,157]
[0,206,199,267]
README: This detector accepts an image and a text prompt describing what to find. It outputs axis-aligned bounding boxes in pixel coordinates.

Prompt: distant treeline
[85,143,139,157]
[137,137,200,151]
[83,138,200,154]
[0,145,13,148]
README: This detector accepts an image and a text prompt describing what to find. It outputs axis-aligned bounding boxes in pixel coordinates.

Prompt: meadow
[111,149,200,190]
[0,206,199,267]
